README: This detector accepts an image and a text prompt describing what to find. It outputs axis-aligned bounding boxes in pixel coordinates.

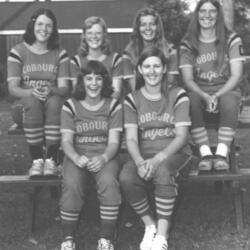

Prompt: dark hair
[135,47,170,97]
[23,8,59,50]
[183,0,228,69]
[78,16,112,57]
[73,60,113,100]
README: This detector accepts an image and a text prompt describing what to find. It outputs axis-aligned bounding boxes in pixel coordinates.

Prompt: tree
[146,0,190,45]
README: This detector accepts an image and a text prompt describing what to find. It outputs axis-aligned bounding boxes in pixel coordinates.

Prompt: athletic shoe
[97,238,114,250]
[213,155,229,170]
[44,158,58,176]
[151,235,168,250]
[61,237,76,250]
[198,155,213,171]
[140,224,156,250]
[29,159,44,178]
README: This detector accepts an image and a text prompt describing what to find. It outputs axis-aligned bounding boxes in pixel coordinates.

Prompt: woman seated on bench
[7,8,70,178]
[120,47,191,250]
[60,61,122,250]
[179,0,245,171]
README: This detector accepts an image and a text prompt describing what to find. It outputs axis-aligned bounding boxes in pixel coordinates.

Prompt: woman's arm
[144,125,189,180]
[181,67,214,111]
[87,130,121,172]
[8,79,33,98]
[112,77,123,99]
[215,60,243,97]
[61,131,89,168]
[48,78,69,98]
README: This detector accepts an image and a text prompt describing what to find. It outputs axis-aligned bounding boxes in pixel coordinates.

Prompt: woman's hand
[202,92,214,113]
[32,87,48,101]
[87,155,106,173]
[142,155,163,180]
[74,155,89,169]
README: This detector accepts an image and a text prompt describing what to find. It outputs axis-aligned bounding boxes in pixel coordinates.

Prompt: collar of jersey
[79,99,105,111]
[87,54,107,61]
[141,87,162,101]
[24,42,49,55]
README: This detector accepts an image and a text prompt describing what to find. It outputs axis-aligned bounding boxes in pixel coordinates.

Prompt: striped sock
[100,204,120,221]
[191,127,209,147]
[155,196,176,220]
[60,210,80,239]
[131,198,151,217]
[218,127,235,148]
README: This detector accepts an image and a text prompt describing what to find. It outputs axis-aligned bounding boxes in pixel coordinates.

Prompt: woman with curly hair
[70,16,123,99]
[123,7,179,92]
[8,8,69,178]
[179,0,245,171]
[60,60,123,250]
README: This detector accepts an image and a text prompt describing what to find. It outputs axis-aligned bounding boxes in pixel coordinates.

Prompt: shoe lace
[142,225,156,244]
[98,238,113,250]
[45,158,56,169]
[32,159,43,169]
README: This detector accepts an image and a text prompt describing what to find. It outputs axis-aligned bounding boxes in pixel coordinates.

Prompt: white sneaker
[97,238,114,250]
[151,235,168,250]
[140,224,156,250]
[44,158,58,176]
[61,238,76,250]
[29,159,44,178]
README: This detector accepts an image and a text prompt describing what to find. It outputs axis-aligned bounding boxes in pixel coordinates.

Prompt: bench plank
[0,175,61,185]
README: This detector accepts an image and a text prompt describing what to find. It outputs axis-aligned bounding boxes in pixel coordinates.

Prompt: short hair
[135,47,170,97]
[23,8,59,50]
[78,16,112,57]
[73,60,113,100]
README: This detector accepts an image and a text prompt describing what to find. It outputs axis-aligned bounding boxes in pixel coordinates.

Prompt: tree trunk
[220,0,234,31]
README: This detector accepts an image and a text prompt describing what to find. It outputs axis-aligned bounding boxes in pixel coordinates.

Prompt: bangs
[83,61,107,76]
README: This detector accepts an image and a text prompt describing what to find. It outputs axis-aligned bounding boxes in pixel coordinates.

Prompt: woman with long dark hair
[179,0,244,171]
[8,8,69,178]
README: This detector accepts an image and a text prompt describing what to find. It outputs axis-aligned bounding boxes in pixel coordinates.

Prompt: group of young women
[7,0,245,250]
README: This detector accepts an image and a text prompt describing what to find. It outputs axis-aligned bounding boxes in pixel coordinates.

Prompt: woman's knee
[46,95,64,111]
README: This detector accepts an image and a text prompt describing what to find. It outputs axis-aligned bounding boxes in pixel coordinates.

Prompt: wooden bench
[3,118,250,238]
[184,120,250,232]
[0,175,61,243]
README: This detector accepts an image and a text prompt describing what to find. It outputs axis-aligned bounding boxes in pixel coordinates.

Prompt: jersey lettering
[76,121,108,133]
[142,127,175,140]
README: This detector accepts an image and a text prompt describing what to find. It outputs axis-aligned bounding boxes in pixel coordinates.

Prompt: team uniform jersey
[123,41,179,80]
[7,42,69,90]
[179,32,245,93]
[61,97,123,157]
[70,52,123,82]
[124,87,191,156]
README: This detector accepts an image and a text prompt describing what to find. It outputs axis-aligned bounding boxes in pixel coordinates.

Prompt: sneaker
[198,155,213,171]
[61,237,76,250]
[97,238,114,250]
[213,155,229,170]
[29,159,44,178]
[140,224,156,250]
[44,158,58,176]
[151,235,168,250]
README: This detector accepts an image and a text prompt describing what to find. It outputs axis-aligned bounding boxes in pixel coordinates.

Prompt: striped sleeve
[60,99,76,133]
[173,88,191,127]
[228,32,245,63]
[109,98,123,132]
[123,52,135,80]
[57,48,70,80]
[179,41,194,69]
[70,55,81,82]
[124,93,138,128]
[7,47,23,81]
[112,53,123,79]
